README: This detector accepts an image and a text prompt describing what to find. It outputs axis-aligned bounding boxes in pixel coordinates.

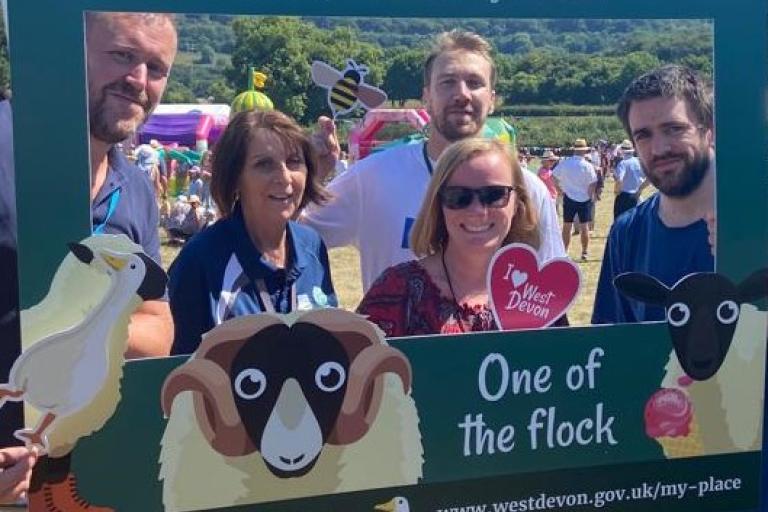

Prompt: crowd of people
[0,9,721,508]
[516,137,650,261]
[117,139,219,244]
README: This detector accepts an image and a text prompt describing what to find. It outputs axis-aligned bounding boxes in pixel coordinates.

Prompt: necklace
[441,250,465,333]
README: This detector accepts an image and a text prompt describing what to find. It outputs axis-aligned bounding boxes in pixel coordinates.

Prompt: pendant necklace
[441,250,466,333]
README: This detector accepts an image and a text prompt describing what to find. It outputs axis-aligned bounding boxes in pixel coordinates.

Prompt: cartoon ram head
[161,309,412,477]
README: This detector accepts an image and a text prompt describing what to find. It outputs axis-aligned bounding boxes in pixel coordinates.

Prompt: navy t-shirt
[91,148,161,264]
[0,100,22,446]
[592,193,714,324]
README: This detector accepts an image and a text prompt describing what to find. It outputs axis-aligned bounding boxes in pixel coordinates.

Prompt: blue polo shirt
[91,148,161,263]
[592,194,714,324]
[169,204,337,355]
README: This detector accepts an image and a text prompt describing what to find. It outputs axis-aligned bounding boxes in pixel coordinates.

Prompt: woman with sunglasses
[358,137,558,337]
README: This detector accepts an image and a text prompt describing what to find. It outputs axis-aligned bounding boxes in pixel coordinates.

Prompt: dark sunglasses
[439,185,516,210]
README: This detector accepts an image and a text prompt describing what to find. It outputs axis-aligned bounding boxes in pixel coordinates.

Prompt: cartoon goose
[375,496,410,512]
[0,242,166,450]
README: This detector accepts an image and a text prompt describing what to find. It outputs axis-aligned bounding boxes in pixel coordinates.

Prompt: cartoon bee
[311,59,388,118]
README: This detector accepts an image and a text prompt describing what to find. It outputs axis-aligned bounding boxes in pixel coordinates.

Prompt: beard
[89,80,153,144]
[430,104,487,142]
[641,143,711,198]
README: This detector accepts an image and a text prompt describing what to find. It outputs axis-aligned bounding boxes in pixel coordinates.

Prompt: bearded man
[592,65,715,324]
[85,12,177,356]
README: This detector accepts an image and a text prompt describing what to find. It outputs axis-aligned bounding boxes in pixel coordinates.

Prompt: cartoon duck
[375,496,410,512]
[0,240,167,512]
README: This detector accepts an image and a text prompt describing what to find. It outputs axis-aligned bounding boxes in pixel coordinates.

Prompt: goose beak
[374,499,396,512]
[102,253,127,271]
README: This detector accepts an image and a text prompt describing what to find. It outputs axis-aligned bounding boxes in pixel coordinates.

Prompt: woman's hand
[0,446,39,505]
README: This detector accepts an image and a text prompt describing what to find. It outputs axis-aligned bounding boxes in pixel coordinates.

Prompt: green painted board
[6,0,768,510]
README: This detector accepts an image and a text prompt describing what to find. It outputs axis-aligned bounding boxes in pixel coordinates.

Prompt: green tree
[198,44,215,65]
[383,47,425,105]
[227,17,384,123]
[617,51,661,92]
[507,33,534,54]
[500,72,542,104]
[163,81,196,103]
[207,79,236,104]
[0,13,9,95]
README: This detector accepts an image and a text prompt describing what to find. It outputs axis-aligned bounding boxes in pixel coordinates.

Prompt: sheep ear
[613,272,670,305]
[737,268,768,302]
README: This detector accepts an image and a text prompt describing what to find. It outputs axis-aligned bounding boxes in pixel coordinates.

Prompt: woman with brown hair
[169,110,337,354]
[357,138,549,337]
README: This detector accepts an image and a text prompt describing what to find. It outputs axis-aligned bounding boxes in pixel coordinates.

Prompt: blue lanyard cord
[93,188,121,235]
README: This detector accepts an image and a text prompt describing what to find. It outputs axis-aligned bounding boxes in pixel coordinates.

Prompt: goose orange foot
[13,428,48,451]
[27,473,114,512]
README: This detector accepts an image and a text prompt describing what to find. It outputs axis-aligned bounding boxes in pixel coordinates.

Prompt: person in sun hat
[552,137,597,261]
[186,165,204,198]
[612,139,649,219]
[536,149,560,210]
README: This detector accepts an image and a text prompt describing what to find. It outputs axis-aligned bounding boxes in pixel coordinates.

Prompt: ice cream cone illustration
[645,388,704,458]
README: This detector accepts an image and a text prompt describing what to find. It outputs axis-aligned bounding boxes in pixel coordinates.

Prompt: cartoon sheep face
[614,269,768,380]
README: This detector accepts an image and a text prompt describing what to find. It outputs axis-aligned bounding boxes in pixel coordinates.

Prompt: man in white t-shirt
[552,138,597,260]
[303,30,565,291]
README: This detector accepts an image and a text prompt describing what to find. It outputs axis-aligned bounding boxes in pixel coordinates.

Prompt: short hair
[410,138,539,257]
[210,110,331,216]
[423,30,496,88]
[85,11,177,33]
[617,65,713,136]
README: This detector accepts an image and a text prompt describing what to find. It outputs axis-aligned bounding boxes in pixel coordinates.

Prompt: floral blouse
[356,260,496,337]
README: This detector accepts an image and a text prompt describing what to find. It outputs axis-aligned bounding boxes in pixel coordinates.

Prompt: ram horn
[161,359,255,456]
[329,344,412,445]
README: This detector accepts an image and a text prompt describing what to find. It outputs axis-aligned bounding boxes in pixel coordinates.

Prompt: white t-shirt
[553,156,597,202]
[302,142,566,292]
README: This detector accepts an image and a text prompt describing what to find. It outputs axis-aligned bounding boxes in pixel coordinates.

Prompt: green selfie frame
[6,0,767,511]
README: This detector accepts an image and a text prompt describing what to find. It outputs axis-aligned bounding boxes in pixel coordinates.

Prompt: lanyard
[256,278,297,314]
[93,188,121,235]
[422,141,434,175]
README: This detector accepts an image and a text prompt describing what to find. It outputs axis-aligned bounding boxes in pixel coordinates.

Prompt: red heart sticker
[487,243,582,330]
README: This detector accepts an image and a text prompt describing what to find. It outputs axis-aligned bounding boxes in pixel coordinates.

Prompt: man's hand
[705,211,716,256]
[0,446,38,505]
[311,116,340,182]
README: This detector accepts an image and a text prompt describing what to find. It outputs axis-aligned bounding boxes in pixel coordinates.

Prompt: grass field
[160,171,655,327]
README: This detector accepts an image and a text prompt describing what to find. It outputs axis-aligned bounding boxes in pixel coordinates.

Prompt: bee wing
[311,61,343,88]
[356,83,388,110]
